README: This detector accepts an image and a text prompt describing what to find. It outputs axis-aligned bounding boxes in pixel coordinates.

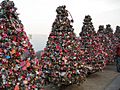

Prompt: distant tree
[28,34,32,40]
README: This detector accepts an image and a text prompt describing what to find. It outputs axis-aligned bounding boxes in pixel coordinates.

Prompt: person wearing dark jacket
[115,43,120,72]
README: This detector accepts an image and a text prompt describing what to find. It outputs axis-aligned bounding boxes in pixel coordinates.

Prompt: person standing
[115,42,120,72]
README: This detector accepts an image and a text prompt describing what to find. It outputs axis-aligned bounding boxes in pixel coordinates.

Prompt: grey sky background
[5,0,120,36]
[1,0,120,51]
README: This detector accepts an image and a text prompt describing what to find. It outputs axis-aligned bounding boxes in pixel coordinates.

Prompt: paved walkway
[64,64,120,90]
[105,74,120,90]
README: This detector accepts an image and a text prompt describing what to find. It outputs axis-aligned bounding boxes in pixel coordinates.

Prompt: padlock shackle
[67,10,74,23]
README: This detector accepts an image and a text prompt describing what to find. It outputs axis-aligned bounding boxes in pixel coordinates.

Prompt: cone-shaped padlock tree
[79,15,105,73]
[97,25,105,34]
[40,5,86,88]
[114,26,120,44]
[0,0,43,89]
[104,24,113,34]
[97,25,108,66]
[114,26,120,56]
[104,24,115,63]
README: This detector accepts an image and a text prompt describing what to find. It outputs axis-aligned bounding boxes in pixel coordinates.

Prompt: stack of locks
[104,24,115,63]
[0,0,44,89]
[40,5,87,87]
[79,15,106,73]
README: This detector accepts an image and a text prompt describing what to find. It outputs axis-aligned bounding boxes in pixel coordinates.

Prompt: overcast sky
[2,0,120,36]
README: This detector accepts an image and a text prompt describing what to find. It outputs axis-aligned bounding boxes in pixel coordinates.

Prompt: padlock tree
[79,15,105,73]
[104,24,115,63]
[114,26,120,56]
[97,25,108,67]
[0,0,43,89]
[40,5,86,88]
[114,26,120,44]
